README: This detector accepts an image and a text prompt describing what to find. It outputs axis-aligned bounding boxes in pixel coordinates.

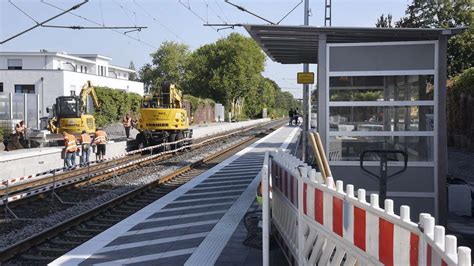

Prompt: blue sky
[0,0,410,98]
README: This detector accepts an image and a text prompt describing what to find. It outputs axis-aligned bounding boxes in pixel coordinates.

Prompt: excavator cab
[136,82,192,148]
[56,96,81,118]
[48,81,99,134]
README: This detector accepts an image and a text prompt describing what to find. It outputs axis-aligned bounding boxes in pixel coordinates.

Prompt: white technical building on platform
[0,51,143,120]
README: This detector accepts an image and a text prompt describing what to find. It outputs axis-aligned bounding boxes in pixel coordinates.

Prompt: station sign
[297,72,315,84]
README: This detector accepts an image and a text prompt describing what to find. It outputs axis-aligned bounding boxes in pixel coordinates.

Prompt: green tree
[186,33,265,119]
[128,61,138,81]
[376,14,393,28]
[150,41,190,88]
[138,63,154,94]
[376,0,473,76]
[139,41,190,93]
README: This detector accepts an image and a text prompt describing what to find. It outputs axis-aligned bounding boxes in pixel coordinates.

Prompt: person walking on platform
[293,107,300,126]
[94,127,108,161]
[63,131,78,168]
[122,113,132,139]
[289,108,294,126]
[79,130,91,166]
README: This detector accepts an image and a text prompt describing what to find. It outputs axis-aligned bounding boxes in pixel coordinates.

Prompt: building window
[70,85,76,96]
[85,66,88,73]
[7,59,22,70]
[0,82,3,92]
[80,65,83,73]
[14,84,35,94]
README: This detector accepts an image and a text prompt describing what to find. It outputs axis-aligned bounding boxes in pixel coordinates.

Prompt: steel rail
[0,120,279,205]
[0,119,285,263]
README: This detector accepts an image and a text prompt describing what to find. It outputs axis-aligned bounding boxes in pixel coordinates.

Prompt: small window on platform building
[0,82,3,92]
[14,84,35,94]
[7,59,22,70]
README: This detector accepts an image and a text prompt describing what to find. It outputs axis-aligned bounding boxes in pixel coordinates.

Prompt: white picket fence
[262,150,471,266]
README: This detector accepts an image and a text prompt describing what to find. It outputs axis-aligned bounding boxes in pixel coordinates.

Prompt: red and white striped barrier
[262,151,471,266]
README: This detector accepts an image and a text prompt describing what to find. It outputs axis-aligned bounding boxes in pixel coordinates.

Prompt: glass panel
[27,94,38,129]
[12,94,25,120]
[330,75,434,101]
[329,136,434,162]
[329,106,434,131]
[0,93,10,119]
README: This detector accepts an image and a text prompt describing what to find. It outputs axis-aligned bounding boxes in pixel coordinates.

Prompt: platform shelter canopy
[243,25,461,64]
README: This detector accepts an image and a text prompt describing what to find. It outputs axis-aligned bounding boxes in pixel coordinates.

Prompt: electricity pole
[302,0,310,162]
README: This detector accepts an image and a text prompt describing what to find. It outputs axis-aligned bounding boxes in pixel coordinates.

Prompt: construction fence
[262,150,471,266]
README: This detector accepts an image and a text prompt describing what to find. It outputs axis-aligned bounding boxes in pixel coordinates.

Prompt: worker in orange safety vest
[122,113,132,139]
[93,128,108,161]
[63,131,78,168]
[79,130,92,166]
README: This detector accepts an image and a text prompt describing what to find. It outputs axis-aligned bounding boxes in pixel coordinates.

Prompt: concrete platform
[50,125,299,266]
[0,119,270,180]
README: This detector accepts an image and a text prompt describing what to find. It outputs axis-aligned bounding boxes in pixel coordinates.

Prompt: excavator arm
[169,84,183,108]
[80,80,100,113]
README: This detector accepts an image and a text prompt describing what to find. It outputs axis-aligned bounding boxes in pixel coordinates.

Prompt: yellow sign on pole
[297,72,315,84]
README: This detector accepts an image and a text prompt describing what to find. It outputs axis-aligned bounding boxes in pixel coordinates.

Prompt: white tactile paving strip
[50,126,299,266]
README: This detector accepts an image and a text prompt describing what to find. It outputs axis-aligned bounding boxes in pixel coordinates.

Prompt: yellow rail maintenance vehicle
[48,81,99,134]
[136,82,192,149]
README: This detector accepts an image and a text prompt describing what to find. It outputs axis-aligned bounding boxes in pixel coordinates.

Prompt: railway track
[0,119,278,207]
[0,119,286,264]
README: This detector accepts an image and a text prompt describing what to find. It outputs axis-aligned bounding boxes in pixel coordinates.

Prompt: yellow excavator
[135,82,192,149]
[48,81,99,134]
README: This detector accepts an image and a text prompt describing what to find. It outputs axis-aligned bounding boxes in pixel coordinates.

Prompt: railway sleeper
[63,231,93,239]
[35,246,69,255]
[112,209,136,215]
[130,198,155,204]
[85,221,113,228]
[136,195,162,201]
[123,201,147,208]
[49,238,82,246]
[75,227,103,234]
[97,212,126,219]
[115,205,140,212]
[20,254,56,262]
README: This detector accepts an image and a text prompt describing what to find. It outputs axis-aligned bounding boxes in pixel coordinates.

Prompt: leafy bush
[447,67,474,148]
[94,86,142,127]
[452,67,474,96]
[184,94,215,115]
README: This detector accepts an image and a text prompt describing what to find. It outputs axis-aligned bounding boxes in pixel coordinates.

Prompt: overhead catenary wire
[277,0,303,24]
[224,0,276,25]
[8,0,39,24]
[40,0,157,49]
[214,0,233,23]
[177,0,222,36]
[112,0,135,25]
[133,0,185,42]
[98,0,105,26]
[41,25,147,30]
[1,0,89,44]
[207,1,228,24]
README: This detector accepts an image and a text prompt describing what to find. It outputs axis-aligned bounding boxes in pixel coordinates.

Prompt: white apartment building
[0,51,144,121]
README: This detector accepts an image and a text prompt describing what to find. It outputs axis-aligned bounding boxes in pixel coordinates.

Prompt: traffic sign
[297,72,315,84]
